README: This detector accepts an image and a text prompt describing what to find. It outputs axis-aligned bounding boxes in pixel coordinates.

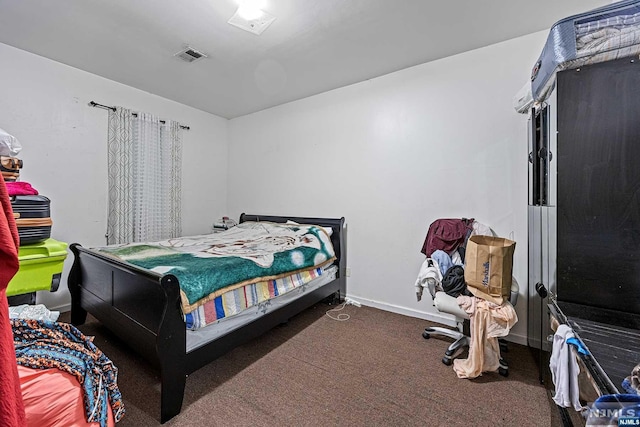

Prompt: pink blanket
[19,366,115,427]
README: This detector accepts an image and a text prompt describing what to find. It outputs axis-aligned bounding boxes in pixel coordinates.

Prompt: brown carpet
[62,304,557,426]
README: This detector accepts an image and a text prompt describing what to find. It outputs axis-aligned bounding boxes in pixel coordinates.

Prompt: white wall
[227,31,549,344]
[0,42,228,311]
[1,30,550,342]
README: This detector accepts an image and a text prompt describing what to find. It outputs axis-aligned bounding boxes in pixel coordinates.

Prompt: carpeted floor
[62,304,559,426]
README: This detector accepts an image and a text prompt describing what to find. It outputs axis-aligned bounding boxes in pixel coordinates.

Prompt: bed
[67,213,347,423]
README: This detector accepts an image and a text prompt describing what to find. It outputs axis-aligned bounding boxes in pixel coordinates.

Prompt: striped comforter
[185,267,324,330]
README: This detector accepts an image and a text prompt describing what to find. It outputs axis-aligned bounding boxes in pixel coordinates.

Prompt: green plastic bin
[7,238,68,297]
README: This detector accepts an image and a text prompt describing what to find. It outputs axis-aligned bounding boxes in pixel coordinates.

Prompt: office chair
[422,277,519,377]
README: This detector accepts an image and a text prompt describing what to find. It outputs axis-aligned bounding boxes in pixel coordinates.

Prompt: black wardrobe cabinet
[528,56,640,391]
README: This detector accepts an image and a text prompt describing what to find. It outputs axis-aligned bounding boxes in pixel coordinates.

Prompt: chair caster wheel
[442,357,452,366]
[422,331,430,339]
[498,367,509,377]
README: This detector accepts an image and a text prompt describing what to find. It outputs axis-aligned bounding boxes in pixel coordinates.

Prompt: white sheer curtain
[106,107,182,245]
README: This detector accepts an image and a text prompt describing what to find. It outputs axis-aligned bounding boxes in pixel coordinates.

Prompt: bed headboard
[238,213,347,275]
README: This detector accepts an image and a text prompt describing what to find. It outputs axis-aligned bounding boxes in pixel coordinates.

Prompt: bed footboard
[68,243,187,423]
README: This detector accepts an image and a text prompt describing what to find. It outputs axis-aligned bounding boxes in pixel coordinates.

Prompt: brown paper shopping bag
[464,235,516,305]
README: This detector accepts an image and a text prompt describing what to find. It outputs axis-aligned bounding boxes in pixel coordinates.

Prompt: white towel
[549,324,584,411]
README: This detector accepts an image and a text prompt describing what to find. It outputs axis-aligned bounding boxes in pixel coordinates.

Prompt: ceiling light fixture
[237,6,261,20]
[237,0,264,20]
[228,0,275,35]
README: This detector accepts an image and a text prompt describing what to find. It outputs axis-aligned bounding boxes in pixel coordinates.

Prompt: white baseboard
[52,294,528,347]
[345,295,528,346]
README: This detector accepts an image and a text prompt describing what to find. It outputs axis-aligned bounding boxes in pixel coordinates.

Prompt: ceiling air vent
[174,47,207,63]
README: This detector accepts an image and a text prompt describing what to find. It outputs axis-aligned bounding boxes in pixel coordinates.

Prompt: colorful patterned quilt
[93,221,336,314]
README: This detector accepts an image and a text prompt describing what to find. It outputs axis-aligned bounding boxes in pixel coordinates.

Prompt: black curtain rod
[88,101,190,130]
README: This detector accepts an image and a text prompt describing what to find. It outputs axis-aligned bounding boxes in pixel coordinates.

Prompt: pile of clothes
[415,217,518,379]
[415,218,492,301]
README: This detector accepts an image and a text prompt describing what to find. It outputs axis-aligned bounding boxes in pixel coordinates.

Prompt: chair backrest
[509,277,519,307]
[430,270,519,308]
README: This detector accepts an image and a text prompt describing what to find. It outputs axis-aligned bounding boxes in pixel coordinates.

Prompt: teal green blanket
[95,222,335,313]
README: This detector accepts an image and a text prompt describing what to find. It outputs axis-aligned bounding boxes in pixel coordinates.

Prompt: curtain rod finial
[89,101,116,112]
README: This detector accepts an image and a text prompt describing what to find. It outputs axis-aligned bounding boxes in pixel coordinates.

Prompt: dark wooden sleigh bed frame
[67,214,347,423]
